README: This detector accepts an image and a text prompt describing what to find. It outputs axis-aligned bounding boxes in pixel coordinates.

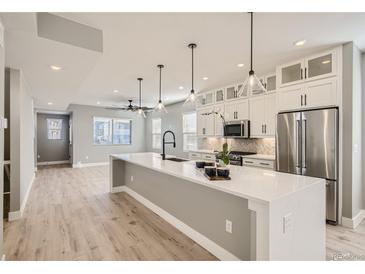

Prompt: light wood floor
[4,164,216,260]
[3,164,365,261]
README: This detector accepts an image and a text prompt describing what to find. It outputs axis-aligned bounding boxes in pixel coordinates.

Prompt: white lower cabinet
[249,93,276,137]
[197,107,215,136]
[277,77,337,112]
[242,158,275,169]
[188,151,216,161]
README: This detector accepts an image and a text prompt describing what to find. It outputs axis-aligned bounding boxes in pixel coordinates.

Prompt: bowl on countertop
[217,167,230,178]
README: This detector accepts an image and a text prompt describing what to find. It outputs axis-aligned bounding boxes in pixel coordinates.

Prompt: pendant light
[137,77,146,118]
[184,43,197,105]
[238,12,266,97]
[154,64,167,113]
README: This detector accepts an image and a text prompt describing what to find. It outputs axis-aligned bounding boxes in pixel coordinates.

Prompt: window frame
[182,111,197,152]
[151,118,162,150]
[93,116,132,146]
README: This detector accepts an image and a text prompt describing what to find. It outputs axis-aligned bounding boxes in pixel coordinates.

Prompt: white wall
[9,68,35,214]
[67,104,146,166]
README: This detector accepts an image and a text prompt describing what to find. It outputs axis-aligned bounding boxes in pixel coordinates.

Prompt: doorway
[36,113,71,166]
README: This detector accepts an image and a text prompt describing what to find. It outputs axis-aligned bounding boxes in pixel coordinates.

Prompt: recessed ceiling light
[237,63,244,68]
[50,65,62,71]
[202,77,209,80]
[113,90,119,93]
[97,101,101,105]
[47,102,53,105]
[179,86,184,90]
[322,60,331,64]
[294,40,306,46]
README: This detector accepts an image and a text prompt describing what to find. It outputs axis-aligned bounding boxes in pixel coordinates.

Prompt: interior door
[276,112,301,174]
[249,97,265,137]
[301,108,338,180]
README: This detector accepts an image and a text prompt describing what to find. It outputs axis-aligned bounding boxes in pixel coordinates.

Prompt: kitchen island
[110,152,325,261]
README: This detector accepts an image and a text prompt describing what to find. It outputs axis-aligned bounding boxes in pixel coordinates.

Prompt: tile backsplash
[198,137,276,155]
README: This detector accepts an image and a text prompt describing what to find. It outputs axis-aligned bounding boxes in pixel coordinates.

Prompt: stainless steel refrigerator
[276,108,338,224]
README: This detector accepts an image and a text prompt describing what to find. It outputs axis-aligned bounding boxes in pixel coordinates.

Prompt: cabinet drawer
[189,152,202,160]
[242,158,274,169]
[202,153,216,161]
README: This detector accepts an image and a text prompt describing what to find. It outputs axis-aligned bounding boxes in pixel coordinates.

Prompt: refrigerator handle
[296,119,301,171]
[302,118,307,173]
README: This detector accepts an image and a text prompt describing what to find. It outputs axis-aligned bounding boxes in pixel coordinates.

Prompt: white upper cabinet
[197,107,215,136]
[266,74,277,92]
[277,48,338,88]
[250,94,276,137]
[214,103,225,136]
[224,99,249,122]
[225,83,247,101]
[277,78,338,112]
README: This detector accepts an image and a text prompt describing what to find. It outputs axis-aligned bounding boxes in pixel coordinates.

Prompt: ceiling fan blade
[105,107,129,110]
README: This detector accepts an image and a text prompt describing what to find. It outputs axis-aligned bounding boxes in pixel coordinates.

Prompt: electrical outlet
[225,219,232,234]
[283,213,293,234]
[130,175,134,182]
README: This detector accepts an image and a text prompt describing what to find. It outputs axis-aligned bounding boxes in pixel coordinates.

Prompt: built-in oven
[224,120,250,138]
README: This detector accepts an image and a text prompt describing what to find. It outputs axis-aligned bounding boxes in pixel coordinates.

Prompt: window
[152,118,161,149]
[47,118,63,140]
[93,117,131,145]
[183,112,197,151]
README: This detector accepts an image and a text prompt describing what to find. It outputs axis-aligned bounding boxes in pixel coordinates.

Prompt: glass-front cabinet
[266,74,276,92]
[277,49,337,88]
[225,85,237,100]
[305,49,337,81]
[215,88,225,103]
[196,90,214,108]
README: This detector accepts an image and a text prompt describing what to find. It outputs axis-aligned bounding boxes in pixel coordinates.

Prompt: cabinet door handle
[245,161,254,164]
[300,68,303,80]
[305,67,307,79]
[262,124,264,134]
[304,94,307,106]
[259,162,270,166]
[301,95,303,106]
[265,124,267,134]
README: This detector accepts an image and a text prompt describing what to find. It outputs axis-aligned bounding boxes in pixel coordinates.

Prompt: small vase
[219,159,227,167]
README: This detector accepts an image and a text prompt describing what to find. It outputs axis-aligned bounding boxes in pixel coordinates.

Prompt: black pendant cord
[188,43,197,94]
[137,78,143,108]
[250,12,253,73]
[158,65,163,102]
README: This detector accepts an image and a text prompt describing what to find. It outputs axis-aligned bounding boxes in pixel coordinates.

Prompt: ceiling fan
[107,99,153,112]
[106,78,153,114]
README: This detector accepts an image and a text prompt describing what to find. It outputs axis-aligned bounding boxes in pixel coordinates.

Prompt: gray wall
[8,68,35,212]
[36,113,70,163]
[0,17,5,257]
[67,104,146,165]
[113,160,251,260]
[146,101,195,159]
[342,42,364,219]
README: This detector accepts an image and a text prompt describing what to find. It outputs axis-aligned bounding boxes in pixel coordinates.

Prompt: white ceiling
[1,12,365,110]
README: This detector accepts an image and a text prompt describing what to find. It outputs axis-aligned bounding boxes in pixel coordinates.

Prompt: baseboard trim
[8,172,35,221]
[112,186,240,261]
[1,254,5,261]
[342,210,365,229]
[37,160,70,166]
[72,162,109,168]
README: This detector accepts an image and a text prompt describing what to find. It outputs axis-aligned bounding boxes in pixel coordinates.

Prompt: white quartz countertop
[242,154,276,161]
[111,152,323,204]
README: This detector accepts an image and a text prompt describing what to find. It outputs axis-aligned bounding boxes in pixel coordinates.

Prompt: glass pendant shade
[238,12,266,97]
[137,107,146,118]
[154,64,168,113]
[239,71,266,96]
[184,90,196,105]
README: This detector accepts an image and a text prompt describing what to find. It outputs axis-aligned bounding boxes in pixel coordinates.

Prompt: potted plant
[219,142,230,167]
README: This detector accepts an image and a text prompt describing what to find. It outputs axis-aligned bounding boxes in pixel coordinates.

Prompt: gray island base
[110,152,326,261]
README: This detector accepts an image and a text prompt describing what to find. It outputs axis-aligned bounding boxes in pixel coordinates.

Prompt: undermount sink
[165,157,189,162]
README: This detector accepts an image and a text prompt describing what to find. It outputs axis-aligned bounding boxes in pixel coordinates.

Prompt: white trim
[37,160,70,166]
[72,161,109,168]
[1,254,5,261]
[342,210,365,229]
[8,172,36,221]
[112,185,240,261]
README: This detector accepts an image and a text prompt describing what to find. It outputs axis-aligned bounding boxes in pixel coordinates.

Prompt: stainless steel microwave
[224,120,250,138]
